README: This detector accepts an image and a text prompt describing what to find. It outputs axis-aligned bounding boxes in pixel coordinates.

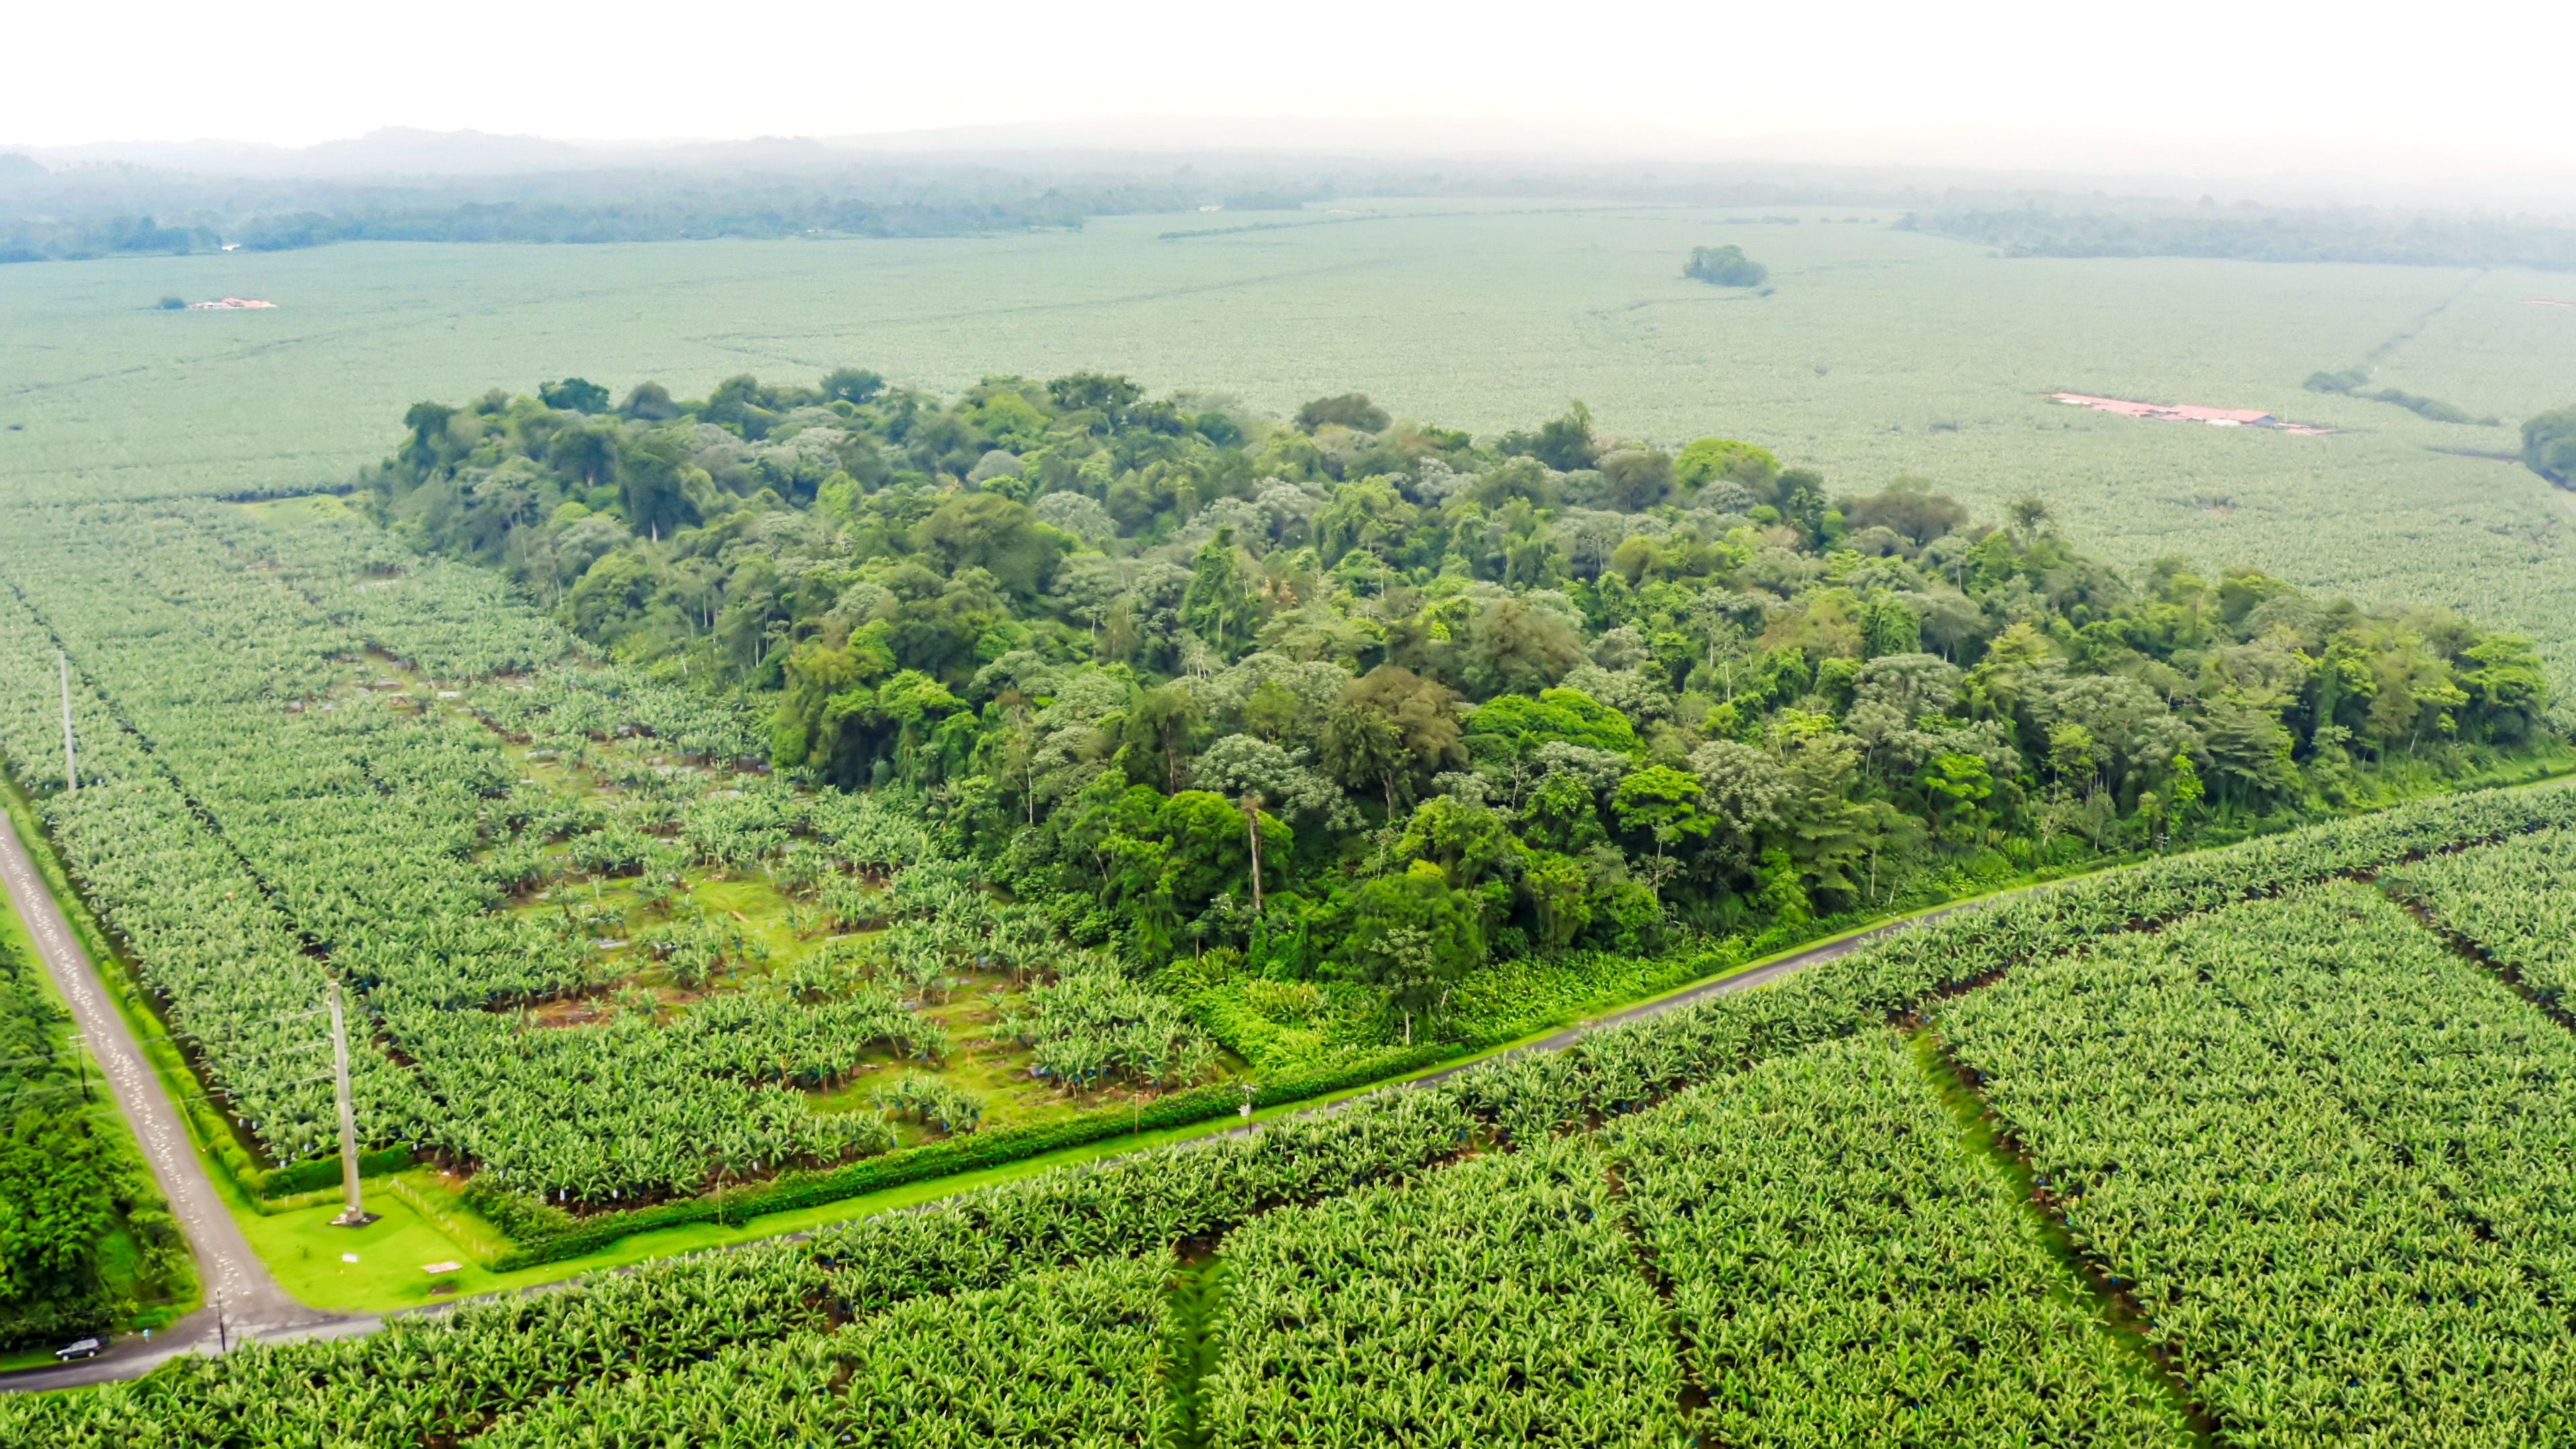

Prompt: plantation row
[0,564,400,1161]
[469,1142,1693,1449]
[196,502,759,757]
[7,782,2572,1446]
[1610,1034,2186,1444]
[1204,1138,1684,1446]
[0,500,1203,1200]
[473,1254,1176,1448]
[1934,883,2576,1445]
[1212,1035,2189,1446]
[2387,824,2576,1003]
[193,500,576,682]
[1,503,858,1191]
[347,1043,2182,1449]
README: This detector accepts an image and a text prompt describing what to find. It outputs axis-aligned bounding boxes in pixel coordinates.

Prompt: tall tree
[1181,528,1262,657]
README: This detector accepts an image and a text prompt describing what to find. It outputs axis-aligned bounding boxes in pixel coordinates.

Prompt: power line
[137,1007,329,1047]
[2,1082,110,1108]
[0,1043,103,1073]
[178,1071,339,1106]
[156,1039,332,1067]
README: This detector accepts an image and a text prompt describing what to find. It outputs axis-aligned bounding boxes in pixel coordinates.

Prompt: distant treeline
[8,144,2356,267]
[0,213,222,262]
[18,146,2576,272]
[1909,207,2576,271]
[0,169,1205,263]
[225,195,1098,251]
[1,150,1900,264]
[2303,368,2499,427]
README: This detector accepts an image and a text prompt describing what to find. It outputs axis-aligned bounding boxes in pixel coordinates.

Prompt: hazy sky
[11,1,2575,184]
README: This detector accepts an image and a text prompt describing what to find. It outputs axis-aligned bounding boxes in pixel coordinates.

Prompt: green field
[5,205,2573,701]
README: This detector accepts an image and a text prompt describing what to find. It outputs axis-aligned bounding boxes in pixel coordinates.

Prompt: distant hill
[19,129,596,179]
[636,136,845,172]
[23,129,932,180]
[292,127,594,177]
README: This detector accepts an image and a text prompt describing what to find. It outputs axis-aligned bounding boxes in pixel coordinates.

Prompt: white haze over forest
[6,0,2575,210]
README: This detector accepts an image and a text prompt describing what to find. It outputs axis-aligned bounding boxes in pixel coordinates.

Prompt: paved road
[0,857,1994,1393]
[1398,898,1987,1098]
[0,808,339,1390]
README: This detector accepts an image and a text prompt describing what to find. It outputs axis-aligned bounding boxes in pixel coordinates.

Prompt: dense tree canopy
[0,934,186,1349]
[364,370,2557,1033]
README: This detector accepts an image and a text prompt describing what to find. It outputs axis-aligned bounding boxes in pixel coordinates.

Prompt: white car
[54,1338,104,1362]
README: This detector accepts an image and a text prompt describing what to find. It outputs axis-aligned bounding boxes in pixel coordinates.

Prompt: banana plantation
[13,784,2576,1444]
[0,498,1240,1214]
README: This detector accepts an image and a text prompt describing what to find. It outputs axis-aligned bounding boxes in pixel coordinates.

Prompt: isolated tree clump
[2524,403,2576,487]
[1295,392,1391,433]
[1684,244,1768,288]
[538,377,611,413]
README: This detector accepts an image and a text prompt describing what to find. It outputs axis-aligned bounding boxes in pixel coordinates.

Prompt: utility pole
[1241,792,1265,916]
[58,652,75,794]
[327,981,376,1227]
